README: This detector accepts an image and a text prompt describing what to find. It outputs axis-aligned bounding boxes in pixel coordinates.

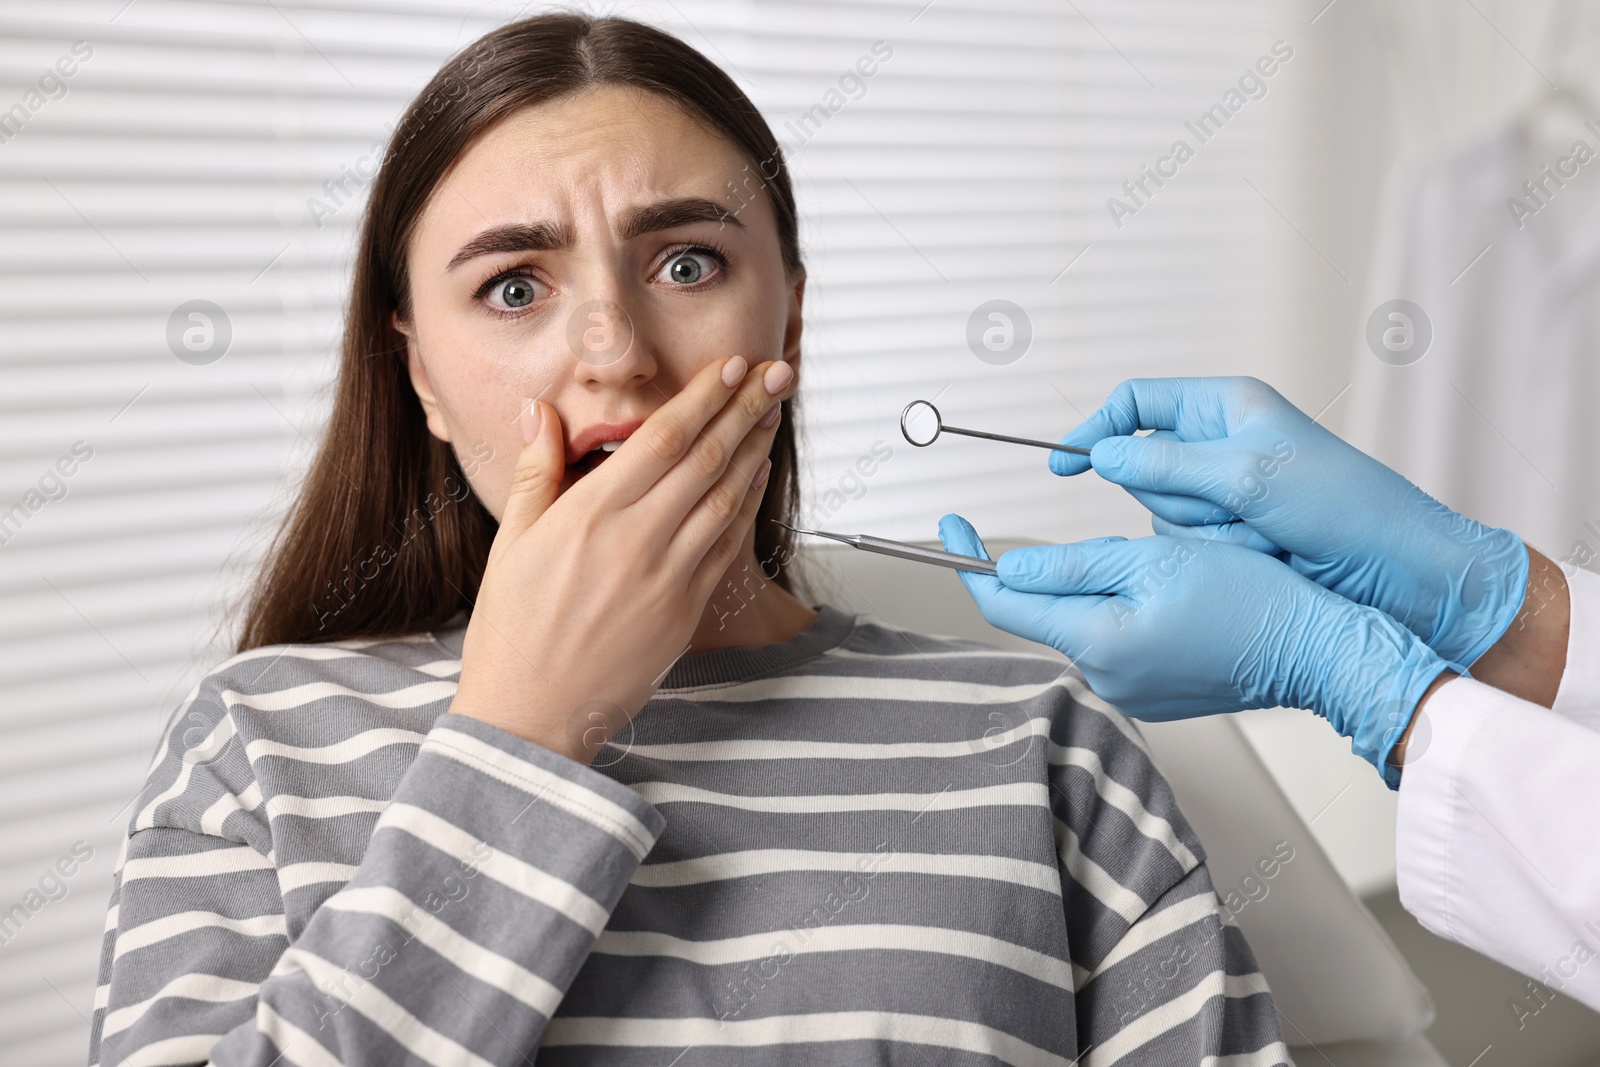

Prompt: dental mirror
[899,400,1092,456]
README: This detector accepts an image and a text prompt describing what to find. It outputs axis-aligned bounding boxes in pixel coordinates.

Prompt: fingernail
[763,360,794,395]
[751,457,772,488]
[518,399,540,445]
[722,355,748,387]
[758,403,780,429]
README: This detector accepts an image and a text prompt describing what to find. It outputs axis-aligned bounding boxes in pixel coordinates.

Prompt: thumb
[500,399,565,534]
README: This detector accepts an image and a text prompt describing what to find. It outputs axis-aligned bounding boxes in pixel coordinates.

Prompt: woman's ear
[393,310,453,443]
[782,268,805,367]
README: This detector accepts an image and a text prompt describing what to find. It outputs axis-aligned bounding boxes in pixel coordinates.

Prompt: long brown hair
[236,13,804,652]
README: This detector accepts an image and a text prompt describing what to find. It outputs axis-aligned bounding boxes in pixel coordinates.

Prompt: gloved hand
[937,515,1453,787]
[1051,376,1529,667]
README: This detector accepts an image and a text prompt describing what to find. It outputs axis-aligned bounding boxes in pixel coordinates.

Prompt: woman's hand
[448,355,795,764]
[938,516,1450,784]
[1051,376,1529,667]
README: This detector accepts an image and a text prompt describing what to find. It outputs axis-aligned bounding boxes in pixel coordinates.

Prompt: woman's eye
[659,250,718,286]
[488,275,543,310]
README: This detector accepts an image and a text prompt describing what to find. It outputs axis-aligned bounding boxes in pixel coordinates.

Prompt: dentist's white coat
[1397,566,1600,1012]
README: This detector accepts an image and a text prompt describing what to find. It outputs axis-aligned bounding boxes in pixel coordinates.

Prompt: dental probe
[772,520,998,575]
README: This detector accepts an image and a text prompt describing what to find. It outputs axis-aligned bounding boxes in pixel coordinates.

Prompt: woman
[940,374,1599,1012]
[90,17,1289,1066]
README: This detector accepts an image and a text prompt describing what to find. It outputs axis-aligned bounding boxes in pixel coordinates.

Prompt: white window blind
[0,1,1291,1060]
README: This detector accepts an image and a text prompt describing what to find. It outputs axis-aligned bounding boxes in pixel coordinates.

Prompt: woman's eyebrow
[619,196,744,240]
[446,197,743,271]
[447,222,572,270]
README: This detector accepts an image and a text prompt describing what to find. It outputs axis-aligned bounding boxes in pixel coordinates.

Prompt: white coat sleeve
[1551,565,1600,728]
[1395,566,1600,1013]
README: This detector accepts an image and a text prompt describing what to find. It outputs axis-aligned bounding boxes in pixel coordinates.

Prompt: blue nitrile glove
[938,515,1455,787]
[1050,376,1529,667]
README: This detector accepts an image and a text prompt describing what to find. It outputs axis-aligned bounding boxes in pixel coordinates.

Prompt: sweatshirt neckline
[429,604,856,690]
[658,605,855,689]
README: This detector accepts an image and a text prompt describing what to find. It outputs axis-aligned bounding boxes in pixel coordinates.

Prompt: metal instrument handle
[853,534,999,575]
[941,423,1092,456]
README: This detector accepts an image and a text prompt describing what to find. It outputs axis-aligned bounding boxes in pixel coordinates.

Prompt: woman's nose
[566,295,657,386]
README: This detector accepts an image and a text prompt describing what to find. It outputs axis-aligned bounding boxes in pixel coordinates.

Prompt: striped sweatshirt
[89,605,1291,1067]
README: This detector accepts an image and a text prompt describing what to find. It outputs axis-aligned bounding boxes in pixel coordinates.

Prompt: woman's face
[398,85,803,519]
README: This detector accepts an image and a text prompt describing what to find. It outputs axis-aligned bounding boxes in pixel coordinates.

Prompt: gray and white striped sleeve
[1076,868,1290,1066]
[1042,686,1290,1066]
[89,710,664,1067]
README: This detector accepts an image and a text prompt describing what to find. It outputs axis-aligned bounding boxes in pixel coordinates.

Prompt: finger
[1043,375,1228,476]
[1089,433,1244,505]
[1106,377,1244,435]
[937,512,1002,593]
[1151,514,1282,554]
[1094,429,1237,527]
[671,385,783,568]
[1124,485,1238,528]
[499,400,567,535]
[938,514,1105,656]
[603,355,752,504]
[651,359,794,512]
[1049,379,1139,477]
[689,450,772,598]
[997,536,1187,596]
[939,512,1027,616]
